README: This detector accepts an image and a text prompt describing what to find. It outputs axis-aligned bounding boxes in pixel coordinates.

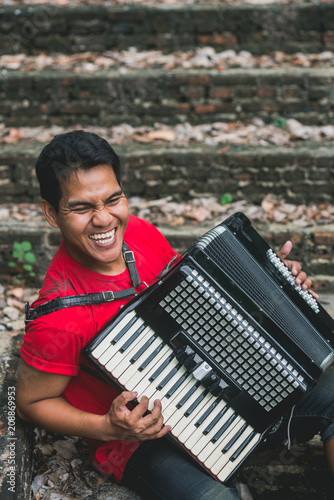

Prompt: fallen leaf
[54,440,78,460]
[217,145,230,153]
[7,287,24,299]
[185,206,212,222]
[133,129,176,143]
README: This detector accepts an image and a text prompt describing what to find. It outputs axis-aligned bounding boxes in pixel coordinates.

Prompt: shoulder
[125,215,173,251]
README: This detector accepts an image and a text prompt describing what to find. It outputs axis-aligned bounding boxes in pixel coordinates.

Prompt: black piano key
[149,354,175,382]
[184,389,208,417]
[222,423,248,453]
[211,414,237,444]
[111,315,138,344]
[119,323,147,353]
[130,335,157,363]
[157,364,182,391]
[138,342,164,372]
[203,406,229,435]
[195,400,219,428]
[230,431,257,462]
[165,372,189,399]
[176,382,200,409]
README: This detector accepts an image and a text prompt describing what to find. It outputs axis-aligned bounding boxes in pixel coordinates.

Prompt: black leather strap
[25,242,143,323]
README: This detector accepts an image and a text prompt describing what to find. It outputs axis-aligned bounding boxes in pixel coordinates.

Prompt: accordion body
[85,212,334,483]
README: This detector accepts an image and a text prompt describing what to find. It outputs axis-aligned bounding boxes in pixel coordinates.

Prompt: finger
[131,395,150,419]
[288,261,302,276]
[113,391,138,410]
[294,274,319,299]
[149,398,163,417]
[149,424,172,439]
[294,271,308,285]
[139,399,163,426]
[309,289,319,300]
[277,240,292,260]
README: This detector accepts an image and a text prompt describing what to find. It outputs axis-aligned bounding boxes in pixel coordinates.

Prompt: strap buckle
[101,291,115,302]
[123,250,135,263]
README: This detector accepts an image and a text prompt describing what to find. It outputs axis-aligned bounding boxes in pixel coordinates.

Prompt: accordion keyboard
[90,310,262,483]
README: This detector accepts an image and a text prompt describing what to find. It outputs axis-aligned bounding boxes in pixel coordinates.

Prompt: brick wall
[1,144,333,206]
[1,68,334,127]
[1,3,334,55]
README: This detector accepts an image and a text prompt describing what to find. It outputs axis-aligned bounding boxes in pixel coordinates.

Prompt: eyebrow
[67,189,124,208]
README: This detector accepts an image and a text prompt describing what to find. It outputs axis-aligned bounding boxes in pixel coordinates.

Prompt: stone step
[1,209,334,292]
[1,141,333,205]
[1,67,334,127]
[1,2,333,55]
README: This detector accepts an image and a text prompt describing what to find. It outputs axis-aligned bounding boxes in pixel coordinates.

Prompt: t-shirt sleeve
[20,320,83,376]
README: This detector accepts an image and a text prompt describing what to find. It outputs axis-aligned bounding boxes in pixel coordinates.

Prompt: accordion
[85,212,334,483]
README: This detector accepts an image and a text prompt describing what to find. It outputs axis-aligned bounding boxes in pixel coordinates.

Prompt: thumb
[277,240,292,261]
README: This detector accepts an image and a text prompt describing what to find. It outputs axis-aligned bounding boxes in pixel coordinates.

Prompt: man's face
[42,164,129,275]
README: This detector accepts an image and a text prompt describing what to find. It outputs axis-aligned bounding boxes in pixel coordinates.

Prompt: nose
[91,206,112,226]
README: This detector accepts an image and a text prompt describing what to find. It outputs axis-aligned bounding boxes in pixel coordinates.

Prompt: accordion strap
[25,242,145,323]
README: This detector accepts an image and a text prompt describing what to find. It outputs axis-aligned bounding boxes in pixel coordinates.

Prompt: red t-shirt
[20,215,178,481]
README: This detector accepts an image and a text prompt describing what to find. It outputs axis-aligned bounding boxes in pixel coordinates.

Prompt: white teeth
[89,229,115,242]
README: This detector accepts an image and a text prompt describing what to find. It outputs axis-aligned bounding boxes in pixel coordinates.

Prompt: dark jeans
[121,372,334,500]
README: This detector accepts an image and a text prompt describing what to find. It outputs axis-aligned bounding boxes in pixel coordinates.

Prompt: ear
[40,199,59,228]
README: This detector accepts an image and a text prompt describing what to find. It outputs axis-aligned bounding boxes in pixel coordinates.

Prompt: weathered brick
[182,85,206,99]
[196,33,237,46]
[313,232,334,245]
[209,87,230,99]
[257,87,276,98]
[194,104,216,114]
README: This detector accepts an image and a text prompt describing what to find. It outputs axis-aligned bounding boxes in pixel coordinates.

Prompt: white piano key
[175,393,214,442]
[206,421,251,471]
[119,336,163,386]
[197,415,242,464]
[161,375,198,421]
[185,399,229,454]
[216,433,262,483]
[131,346,173,396]
[144,365,188,411]
[125,342,171,393]
[193,409,237,463]
[164,385,205,430]
[110,326,154,380]
[100,317,145,367]
[177,393,214,443]
[91,311,137,359]
[136,357,180,409]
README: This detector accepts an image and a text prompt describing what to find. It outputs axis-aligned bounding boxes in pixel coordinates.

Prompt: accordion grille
[159,269,306,411]
[199,231,331,368]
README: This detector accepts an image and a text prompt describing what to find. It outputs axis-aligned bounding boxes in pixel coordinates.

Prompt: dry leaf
[7,287,24,299]
[217,145,230,153]
[133,129,176,143]
[185,206,212,222]
[261,199,275,213]
[54,440,78,460]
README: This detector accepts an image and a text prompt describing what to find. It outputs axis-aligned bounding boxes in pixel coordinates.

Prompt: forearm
[17,396,117,442]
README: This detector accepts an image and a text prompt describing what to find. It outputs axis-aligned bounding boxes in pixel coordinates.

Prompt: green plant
[273,116,287,128]
[8,241,37,282]
[219,193,233,206]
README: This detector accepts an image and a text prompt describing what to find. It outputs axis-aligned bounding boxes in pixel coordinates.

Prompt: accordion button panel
[90,311,261,483]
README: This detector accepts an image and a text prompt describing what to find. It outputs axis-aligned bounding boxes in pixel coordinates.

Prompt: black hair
[35,130,122,212]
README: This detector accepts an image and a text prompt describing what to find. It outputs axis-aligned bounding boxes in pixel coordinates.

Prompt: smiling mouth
[88,228,116,245]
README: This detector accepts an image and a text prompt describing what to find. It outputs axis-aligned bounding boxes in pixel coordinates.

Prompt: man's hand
[277,240,319,299]
[103,391,171,442]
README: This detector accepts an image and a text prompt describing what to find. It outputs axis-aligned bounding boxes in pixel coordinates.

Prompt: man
[16,130,334,499]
